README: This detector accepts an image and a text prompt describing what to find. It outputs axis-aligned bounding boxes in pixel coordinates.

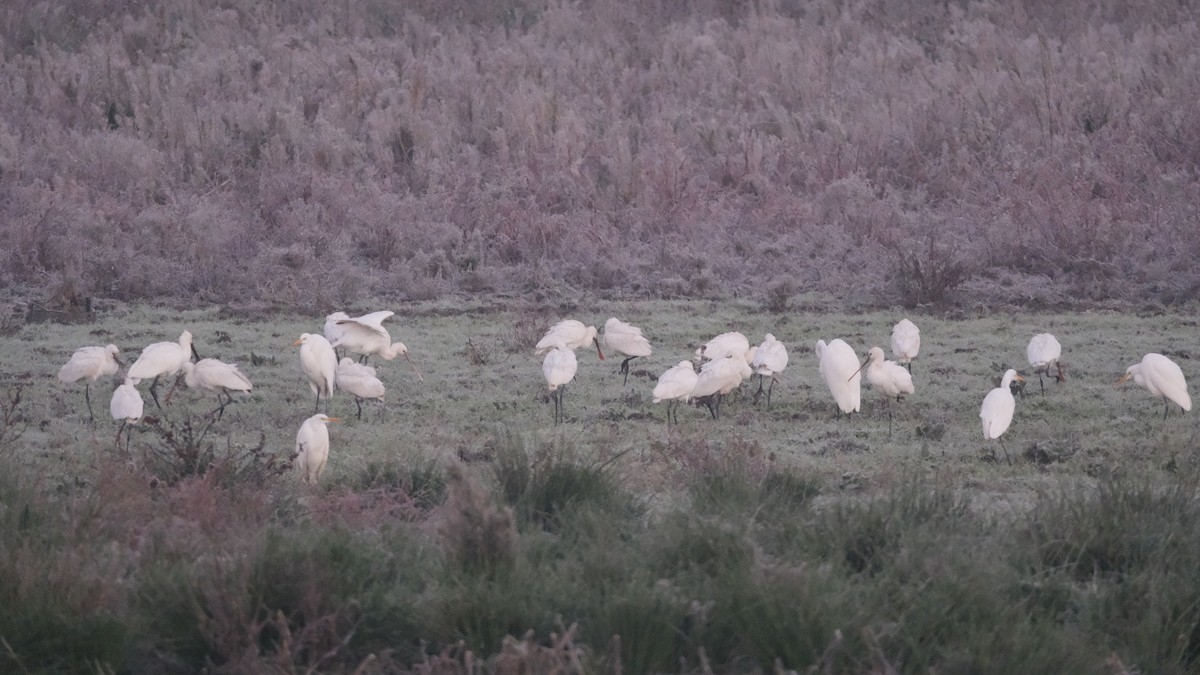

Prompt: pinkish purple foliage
[1,0,1198,309]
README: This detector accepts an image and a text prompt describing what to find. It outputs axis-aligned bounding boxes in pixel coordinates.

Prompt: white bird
[57,344,122,421]
[331,311,424,380]
[109,377,143,449]
[536,320,605,361]
[127,331,198,409]
[691,354,752,419]
[336,357,386,420]
[652,360,699,424]
[293,333,337,414]
[323,312,350,351]
[295,413,341,484]
[603,317,652,385]
[543,344,578,425]
[816,339,861,416]
[751,334,789,408]
[1027,333,1065,396]
[1117,353,1191,418]
[179,358,253,419]
[891,319,920,373]
[695,331,751,363]
[981,369,1025,464]
[849,346,914,432]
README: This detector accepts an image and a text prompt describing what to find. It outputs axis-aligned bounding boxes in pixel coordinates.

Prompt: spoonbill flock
[52,310,1192,484]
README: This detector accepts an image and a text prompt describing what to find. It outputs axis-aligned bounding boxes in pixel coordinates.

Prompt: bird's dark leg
[906,361,912,374]
[887,398,894,435]
[702,396,717,420]
[359,354,369,365]
[114,420,126,448]
[1038,371,1045,397]
[767,377,776,409]
[620,356,636,386]
[715,393,724,420]
[84,384,95,423]
[1164,400,1170,421]
[753,374,765,405]
[999,438,1012,465]
[148,376,162,409]
[313,391,320,415]
[355,397,363,421]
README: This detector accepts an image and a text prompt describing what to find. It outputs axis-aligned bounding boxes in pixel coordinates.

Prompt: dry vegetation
[1,0,1199,310]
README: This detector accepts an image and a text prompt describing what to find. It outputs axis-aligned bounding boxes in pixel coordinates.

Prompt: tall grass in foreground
[2,433,1199,672]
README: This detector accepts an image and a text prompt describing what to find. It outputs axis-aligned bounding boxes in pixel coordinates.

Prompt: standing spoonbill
[57,344,122,421]
[751,334,789,408]
[127,331,198,409]
[653,360,699,424]
[295,413,341,484]
[848,346,914,432]
[335,358,386,420]
[1027,333,1065,396]
[891,319,920,373]
[816,339,861,416]
[536,320,605,361]
[543,344,578,425]
[981,369,1025,464]
[109,377,143,449]
[691,354,752,419]
[178,358,253,419]
[293,333,337,414]
[1117,353,1191,419]
[603,317,652,385]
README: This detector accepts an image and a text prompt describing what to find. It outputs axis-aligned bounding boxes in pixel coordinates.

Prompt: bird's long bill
[291,338,303,348]
[327,417,343,423]
[1115,372,1132,386]
[847,361,866,382]
[404,353,425,382]
[594,337,606,361]
[113,356,126,368]
[1013,374,1026,382]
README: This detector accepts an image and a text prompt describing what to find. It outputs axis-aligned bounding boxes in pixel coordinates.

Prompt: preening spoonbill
[336,357,386,420]
[1117,353,1191,418]
[849,346,914,432]
[536,320,605,361]
[653,360,699,424]
[179,358,253,419]
[109,377,143,449]
[816,339,861,416]
[695,331,750,363]
[691,354,751,419]
[332,311,424,380]
[981,369,1025,464]
[57,344,122,421]
[543,344,578,425]
[891,319,920,373]
[127,331,198,409]
[751,334,789,408]
[1027,333,1065,396]
[295,413,340,484]
[323,312,350,354]
[603,317,652,385]
[293,333,337,414]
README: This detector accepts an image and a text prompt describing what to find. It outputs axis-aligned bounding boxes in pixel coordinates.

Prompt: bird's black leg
[906,361,912,374]
[715,393,724,420]
[767,377,776,409]
[148,376,162,409]
[999,438,1012,465]
[620,356,636,385]
[1038,371,1046,397]
[702,396,717,420]
[115,420,126,447]
[85,384,95,423]
[313,392,320,415]
[355,397,363,421]
[753,374,765,405]
[887,398,894,435]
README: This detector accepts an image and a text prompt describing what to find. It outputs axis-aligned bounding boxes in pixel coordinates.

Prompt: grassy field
[2,298,1199,672]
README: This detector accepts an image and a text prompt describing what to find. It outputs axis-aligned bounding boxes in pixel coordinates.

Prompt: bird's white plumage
[294,333,337,401]
[295,413,339,484]
[653,361,699,404]
[536,320,603,358]
[603,317,652,358]
[182,358,253,395]
[751,334,788,377]
[127,332,193,385]
[542,344,578,391]
[817,338,861,414]
[692,354,751,399]
[1120,353,1191,412]
[333,311,409,361]
[859,346,914,399]
[696,331,751,362]
[58,344,121,384]
[110,379,143,423]
[981,369,1022,439]
[891,319,920,365]
[1027,333,1062,369]
[336,357,386,401]
[323,312,350,347]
